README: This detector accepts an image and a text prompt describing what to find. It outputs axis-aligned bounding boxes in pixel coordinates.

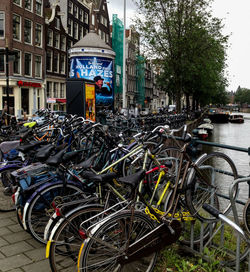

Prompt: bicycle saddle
[72,153,98,171]
[80,171,117,183]
[17,141,47,153]
[46,148,68,167]
[118,169,146,188]
[35,144,55,161]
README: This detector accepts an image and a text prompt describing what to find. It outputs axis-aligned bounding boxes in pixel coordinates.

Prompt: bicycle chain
[144,206,194,222]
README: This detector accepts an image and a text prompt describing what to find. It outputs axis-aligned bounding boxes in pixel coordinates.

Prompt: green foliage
[134,0,229,111]
[156,246,224,272]
[234,86,250,104]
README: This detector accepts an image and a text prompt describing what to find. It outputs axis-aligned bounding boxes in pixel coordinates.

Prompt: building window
[79,26,82,40]
[24,0,32,11]
[13,50,21,74]
[60,83,65,98]
[13,14,21,40]
[60,55,65,74]
[68,1,73,14]
[73,22,78,39]
[68,19,72,36]
[0,54,4,73]
[35,0,42,15]
[24,19,32,44]
[13,0,21,6]
[46,50,52,71]
[92,14,95,25]
[47,81,52,97]
[55,17,60,29]
[84,12,88,24]
[35,55,42,78]
[0,12,5,38]
[79,9,83,22]
[47,29,53,46]
[24,53,32,76]
[67,40,73,49]
[35,23,42,47]
[105,33,109,44]
[54,82,58,98]
[3,87,14,95]
[54,33,59,48]
[104,17,107,27]
[53,52,59,73]
[61,35,66,51]
[73,5,78,18]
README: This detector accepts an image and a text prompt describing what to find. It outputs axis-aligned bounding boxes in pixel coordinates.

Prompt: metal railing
[183,139,250,272]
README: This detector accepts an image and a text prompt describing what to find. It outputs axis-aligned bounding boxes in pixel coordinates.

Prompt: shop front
[0,78,45,118]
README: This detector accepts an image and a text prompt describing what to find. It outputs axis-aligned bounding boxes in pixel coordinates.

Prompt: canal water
[203,112,250,217]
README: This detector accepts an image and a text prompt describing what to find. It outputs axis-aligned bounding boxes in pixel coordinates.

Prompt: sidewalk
[0,211,50,272]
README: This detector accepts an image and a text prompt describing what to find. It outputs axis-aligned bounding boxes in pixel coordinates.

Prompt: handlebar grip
[202,203,220,218]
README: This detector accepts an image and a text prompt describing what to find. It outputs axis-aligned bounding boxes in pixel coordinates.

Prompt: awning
[56,99,67,103]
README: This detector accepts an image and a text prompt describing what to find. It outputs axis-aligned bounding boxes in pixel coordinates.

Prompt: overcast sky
[107,0,250,92]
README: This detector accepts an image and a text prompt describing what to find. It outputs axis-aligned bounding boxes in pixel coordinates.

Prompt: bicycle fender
[22,180,82,230]
[48,204,103,241]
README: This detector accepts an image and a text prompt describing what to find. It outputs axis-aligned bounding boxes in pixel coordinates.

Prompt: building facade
[0,0,112,116]
[44,0,91,112]
[0,0,46,117]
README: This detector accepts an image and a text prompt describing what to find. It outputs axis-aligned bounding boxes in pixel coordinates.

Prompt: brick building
[0,0,46,117]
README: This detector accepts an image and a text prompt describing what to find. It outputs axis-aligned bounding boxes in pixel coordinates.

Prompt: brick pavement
[0,211,50,272]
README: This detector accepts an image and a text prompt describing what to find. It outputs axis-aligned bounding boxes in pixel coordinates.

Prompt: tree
[134,0,229,112]
[234,87,250,105]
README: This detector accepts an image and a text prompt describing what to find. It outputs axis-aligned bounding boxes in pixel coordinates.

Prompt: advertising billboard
[70,56,114,106]
[85,83,96,122]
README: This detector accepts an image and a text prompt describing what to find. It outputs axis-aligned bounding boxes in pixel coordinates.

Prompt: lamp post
[122,0,126,109]
[0,40,17,125]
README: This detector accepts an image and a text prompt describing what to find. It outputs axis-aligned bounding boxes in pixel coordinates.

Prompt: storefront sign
[17,80,42,88]
[69,56,113,106]
[47,98,56,103]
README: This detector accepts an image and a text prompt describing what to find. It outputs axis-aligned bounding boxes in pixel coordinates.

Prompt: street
[0,211,49,272]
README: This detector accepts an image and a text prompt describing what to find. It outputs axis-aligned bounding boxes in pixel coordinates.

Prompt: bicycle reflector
[55,208,61,217]
[78,229,87,240]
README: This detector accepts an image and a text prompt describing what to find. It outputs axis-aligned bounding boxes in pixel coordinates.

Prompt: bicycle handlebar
[202,203,220,218]
[202,204,248,240]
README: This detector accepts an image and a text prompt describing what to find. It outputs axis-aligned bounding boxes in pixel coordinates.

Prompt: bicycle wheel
[26,182,86,243]
[243,198,250,234]
[0,167,19,212]
[122,142,157,177]
[146,146,184,199]
[49,205,104,272]
[185,152,238,222]
[78,210,158,272]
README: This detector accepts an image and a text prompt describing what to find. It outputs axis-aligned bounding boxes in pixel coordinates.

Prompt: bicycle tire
[243,198,250,234]
[26,182,86,243]
[122,141,158,177]
[146,146,183,199]
[185,152,238,222]
[78,210,158,272]
[49,205,104,272]
[162,187,217,246]
[0,167,19,212]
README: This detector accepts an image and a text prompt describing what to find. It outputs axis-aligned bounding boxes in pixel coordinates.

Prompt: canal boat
[197,128,208,140]
[208,108,229,123]
[197,118,214,133]
[229,114,244,123]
